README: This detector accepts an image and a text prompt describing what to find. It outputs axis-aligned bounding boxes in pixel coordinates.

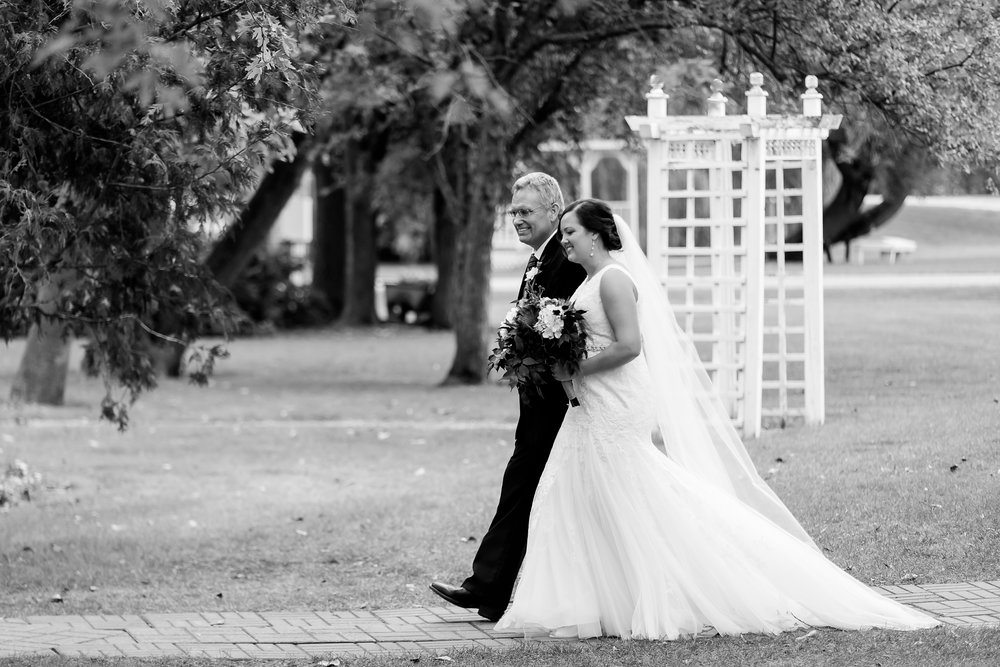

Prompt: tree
[357,0,1000,384]
[1,0,346,427]
[712,0,1000,253]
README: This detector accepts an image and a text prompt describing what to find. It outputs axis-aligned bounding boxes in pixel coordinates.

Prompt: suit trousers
[462,389,569,614]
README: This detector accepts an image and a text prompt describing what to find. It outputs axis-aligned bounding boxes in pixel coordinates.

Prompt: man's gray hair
[512,172,564,212]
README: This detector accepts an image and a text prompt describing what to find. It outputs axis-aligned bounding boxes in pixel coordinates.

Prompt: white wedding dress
[495,262,938,640]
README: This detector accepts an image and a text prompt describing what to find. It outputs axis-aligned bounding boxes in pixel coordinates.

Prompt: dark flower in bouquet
[487,284,588,406]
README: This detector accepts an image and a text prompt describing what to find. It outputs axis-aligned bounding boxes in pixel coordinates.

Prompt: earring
[590,236,596,257]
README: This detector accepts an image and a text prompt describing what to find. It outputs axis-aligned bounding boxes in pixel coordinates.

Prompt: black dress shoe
[429,582,504,622]
[429,581,478,608]
[476,606,503,623]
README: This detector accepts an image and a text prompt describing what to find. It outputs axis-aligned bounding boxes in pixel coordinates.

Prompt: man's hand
[551,362,576,382]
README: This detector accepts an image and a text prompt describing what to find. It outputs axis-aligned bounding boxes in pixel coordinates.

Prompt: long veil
[612,215,819,549]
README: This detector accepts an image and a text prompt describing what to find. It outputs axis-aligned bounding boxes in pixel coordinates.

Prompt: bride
[494,199,938,640]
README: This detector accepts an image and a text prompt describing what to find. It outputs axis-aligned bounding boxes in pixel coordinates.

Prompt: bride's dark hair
[561,199,623,251]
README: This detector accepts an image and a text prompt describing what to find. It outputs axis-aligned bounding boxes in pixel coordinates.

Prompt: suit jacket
[516,235,587,404]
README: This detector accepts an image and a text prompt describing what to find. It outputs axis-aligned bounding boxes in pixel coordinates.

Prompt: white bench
[851,235,917,264]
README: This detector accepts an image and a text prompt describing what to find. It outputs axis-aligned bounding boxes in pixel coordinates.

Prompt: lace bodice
[570,264,631,355]
[540,262,655,455]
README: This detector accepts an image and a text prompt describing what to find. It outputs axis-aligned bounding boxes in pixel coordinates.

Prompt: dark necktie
[519,254,540,298]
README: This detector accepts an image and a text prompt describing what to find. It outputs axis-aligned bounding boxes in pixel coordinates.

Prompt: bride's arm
[566,270,641,378]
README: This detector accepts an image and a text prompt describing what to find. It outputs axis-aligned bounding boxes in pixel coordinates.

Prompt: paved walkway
[3,581,999,659]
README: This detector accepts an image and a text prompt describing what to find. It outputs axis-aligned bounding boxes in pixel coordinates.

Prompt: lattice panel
[653,138,748,424]
[761,161,807,422]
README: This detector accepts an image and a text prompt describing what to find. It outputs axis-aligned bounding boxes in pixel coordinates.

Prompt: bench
[850,235,917,264]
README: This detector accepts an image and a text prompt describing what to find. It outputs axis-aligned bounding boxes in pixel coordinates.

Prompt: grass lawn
[1,202,999,665]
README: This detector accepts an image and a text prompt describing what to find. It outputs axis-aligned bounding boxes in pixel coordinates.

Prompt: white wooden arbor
[626,73,842,438]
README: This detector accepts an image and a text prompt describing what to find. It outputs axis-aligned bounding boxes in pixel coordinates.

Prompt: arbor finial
[646,74,668,117]
[707,79,727,117]
[746,72,767,117]
[801,75,823,117]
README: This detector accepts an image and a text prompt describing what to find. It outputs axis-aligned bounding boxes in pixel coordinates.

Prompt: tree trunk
[148,308,186,378]
[206,131,315,288]
[444,187,495,384]
[435,133,505,385]
[819,129,877,262]
[430,187,456,329]
[827,163,912,248]
[337,140,378,325]
[10,280,71,405]
[312,159,347,319]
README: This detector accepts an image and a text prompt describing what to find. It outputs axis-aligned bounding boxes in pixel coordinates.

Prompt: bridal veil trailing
[494,213,938,639]
[611,215,817,545]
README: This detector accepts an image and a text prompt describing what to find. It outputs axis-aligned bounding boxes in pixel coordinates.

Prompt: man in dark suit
[429,172,587,621]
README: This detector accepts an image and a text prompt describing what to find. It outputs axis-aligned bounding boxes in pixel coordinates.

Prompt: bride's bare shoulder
[598,265,638,301]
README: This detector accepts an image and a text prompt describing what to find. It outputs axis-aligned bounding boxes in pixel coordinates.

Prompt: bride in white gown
[494,199,938,640]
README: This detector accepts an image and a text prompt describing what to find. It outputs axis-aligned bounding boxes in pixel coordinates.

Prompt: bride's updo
[561,199,623,251]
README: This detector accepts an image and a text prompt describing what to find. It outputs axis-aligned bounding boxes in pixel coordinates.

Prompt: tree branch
[509,50,586,149]
[923,46,979,78]
[505,17,683,82]
[163,1,249,41]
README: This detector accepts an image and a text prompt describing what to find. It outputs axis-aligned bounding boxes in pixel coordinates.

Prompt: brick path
[2,582,1000,659]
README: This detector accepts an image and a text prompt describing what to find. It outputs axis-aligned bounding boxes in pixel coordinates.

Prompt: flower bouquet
[487,283,588,407]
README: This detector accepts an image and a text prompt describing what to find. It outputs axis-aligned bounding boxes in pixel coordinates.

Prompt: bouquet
[487,283,588,407]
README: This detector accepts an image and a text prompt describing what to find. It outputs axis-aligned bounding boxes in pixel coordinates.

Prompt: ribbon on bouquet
[561,379,580,408]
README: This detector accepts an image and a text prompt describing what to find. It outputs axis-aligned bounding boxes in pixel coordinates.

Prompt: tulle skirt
[495,360,938,640]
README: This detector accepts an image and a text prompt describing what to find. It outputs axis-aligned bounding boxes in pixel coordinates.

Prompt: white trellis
[626,73,841,438]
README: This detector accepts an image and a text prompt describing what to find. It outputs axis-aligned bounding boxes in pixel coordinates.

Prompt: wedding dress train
[495,263,938,640]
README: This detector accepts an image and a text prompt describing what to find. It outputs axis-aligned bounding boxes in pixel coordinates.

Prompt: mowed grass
[1,202,999,665]
[0,327,519,617]
[1,289,998,627]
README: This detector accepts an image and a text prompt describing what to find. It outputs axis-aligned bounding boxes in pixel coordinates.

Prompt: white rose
[534,305,564,339]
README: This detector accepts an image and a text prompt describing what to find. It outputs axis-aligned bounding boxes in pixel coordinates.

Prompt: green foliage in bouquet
[487,283,588,400]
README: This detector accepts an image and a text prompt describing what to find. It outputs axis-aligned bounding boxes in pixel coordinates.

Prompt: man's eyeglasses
[506,206,544,219]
